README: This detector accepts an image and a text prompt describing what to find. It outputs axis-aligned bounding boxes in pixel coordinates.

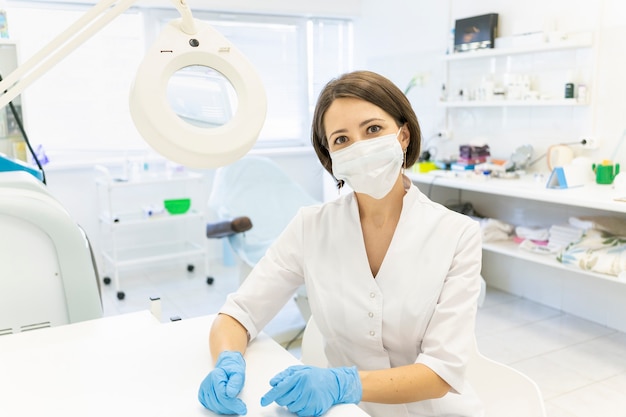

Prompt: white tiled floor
[101,263,626,417]
[476,289,626,417]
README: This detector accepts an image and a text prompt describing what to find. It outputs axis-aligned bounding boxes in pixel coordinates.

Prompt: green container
[164,198,191,215]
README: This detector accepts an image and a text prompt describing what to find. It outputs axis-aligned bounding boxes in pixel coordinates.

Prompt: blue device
[0,153,44,181]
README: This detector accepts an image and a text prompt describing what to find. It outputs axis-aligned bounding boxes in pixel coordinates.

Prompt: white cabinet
[95,168,210,300]
[409,171,626,333]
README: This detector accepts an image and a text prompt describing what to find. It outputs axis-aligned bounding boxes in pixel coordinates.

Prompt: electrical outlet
[437,129,452,140]
[580,137,599,149]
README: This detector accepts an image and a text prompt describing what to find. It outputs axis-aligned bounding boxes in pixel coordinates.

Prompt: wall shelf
[440,34,593,114]
[481,240,622,284]
[438,99,587,108]
[442,37,593,61]
[409,170,626,332]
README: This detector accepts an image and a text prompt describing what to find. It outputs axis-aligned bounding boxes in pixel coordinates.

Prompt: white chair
[300,315,328,368]
[0,171,103,335]
[301,316,547,417]
[466,338,547,417]
[207,155,319,321]
[208,156,319,273]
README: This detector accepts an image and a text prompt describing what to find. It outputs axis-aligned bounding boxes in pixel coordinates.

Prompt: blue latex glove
[198,351,248,415]
[260,365,362,417]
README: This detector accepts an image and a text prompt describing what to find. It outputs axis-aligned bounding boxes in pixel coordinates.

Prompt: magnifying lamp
[0,0,267,168]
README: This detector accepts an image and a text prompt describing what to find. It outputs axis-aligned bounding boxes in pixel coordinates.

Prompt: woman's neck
[355,175,406,227]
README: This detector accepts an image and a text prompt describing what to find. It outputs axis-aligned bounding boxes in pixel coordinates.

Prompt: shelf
[99,210,203,226]
[439,34,594,119]
[95,168,209,294]
[101,241,205,268]
[482,240,624,284]
[408,171,626,214]
[438,99,586,108]
[442,38,593,61]
[95,171,202,188]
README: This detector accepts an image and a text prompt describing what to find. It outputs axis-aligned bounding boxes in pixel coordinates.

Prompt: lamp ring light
[130,17,267,169]
[0,0,267,169]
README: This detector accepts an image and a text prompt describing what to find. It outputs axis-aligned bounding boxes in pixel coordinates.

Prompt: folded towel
[570,216,626,237]
[479,218,514,242]
[515,226,550,241]
[549,224,585,249]
[557,229,626,277]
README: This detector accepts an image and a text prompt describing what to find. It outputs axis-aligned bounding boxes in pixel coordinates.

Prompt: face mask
[330,129,404,199]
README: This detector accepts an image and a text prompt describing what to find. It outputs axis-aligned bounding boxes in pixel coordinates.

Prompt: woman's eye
[367,125,382,134]
[334,136,348,145]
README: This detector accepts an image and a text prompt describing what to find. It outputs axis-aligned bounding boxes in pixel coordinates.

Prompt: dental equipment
[0,0,267,168]
[0,0,267,331]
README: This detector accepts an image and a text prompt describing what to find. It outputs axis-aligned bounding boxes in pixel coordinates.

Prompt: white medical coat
[220,182,484,417]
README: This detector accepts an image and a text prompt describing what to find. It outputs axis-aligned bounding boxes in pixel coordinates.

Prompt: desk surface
[0,312,369,417]
[409,171,626,213]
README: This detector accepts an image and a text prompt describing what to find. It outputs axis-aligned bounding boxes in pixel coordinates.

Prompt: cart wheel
[103,276,111,285]
[206,276,214,285]
[117,291,125,300]
[187,264,195,272]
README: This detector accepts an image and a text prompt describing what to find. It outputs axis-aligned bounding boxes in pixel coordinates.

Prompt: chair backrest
[466,338,547,417]
[0,172,103,335]
[208,155,319,266]
[300,316,547,417]
[301,316,328,368]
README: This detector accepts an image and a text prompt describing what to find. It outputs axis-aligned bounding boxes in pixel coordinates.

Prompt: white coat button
[369,331,375,336]
[370,292,376,298]
[368,312,374,318]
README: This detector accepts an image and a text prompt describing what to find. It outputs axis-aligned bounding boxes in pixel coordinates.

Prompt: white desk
[0,312,369,417]
[408,170,626,213]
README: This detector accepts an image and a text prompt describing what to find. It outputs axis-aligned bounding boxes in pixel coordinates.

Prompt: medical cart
[95,165,210,300]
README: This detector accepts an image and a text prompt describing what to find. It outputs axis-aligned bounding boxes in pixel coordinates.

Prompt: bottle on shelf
[440,83,448,102]
[577,84,587,103]
[564,70,575,99]
[446,28,455,55]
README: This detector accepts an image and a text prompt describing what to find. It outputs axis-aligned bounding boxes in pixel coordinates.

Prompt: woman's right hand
[198,351,248,415]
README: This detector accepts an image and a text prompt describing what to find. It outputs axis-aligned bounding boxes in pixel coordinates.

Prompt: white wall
[353,1,450,145]
[10,0,626,273]
[355,0,626,170]
[24,0,361,17]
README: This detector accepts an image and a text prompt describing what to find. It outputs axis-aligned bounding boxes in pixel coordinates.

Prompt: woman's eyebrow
[328,118,386,138]
[359,117,385,128]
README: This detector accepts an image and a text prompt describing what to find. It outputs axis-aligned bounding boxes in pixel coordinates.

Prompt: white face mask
[330,129,404,199]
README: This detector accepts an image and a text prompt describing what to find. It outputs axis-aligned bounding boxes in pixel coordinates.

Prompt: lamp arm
[174,0,197,35]
[0,0,267,168]
[0,0,191,109]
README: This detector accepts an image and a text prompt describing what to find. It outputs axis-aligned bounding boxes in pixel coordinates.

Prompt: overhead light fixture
[0,0,267,168]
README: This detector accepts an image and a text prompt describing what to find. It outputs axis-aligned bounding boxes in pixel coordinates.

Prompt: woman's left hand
[260,365,362,416]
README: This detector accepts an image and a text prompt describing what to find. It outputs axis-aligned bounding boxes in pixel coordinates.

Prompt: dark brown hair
[311,70,422,179]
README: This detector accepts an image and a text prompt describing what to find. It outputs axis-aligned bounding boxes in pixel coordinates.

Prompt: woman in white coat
[198,70,484,417]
